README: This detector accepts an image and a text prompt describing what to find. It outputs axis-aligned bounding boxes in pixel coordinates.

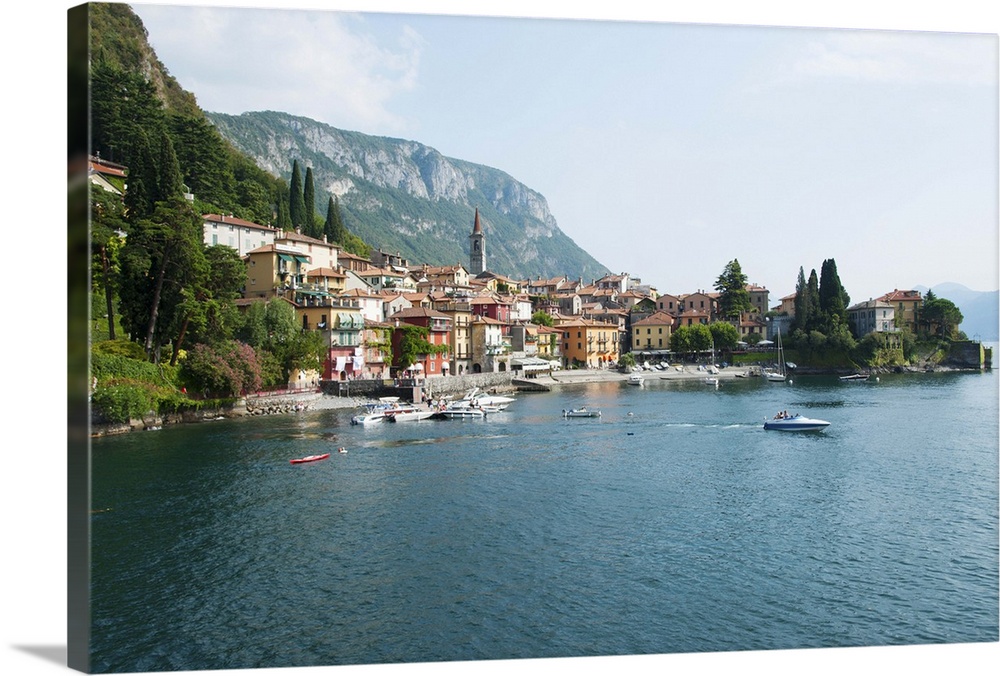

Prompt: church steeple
[469,207,486,275]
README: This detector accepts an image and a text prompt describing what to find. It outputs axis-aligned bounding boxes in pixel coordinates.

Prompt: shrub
[91,384,155,424]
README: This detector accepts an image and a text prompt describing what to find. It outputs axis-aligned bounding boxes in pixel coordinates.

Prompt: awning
[511,357,553,371]
[277,253,294,263]
[293,255,310,264]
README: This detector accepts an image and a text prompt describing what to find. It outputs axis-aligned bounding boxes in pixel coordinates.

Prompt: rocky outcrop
[205,110,609,282]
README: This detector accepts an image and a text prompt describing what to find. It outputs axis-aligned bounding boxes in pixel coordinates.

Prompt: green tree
[921,295,964,338]
[531,310,554,327]
[714,259,752,320]
[288,160,306,230]
[167,244,247,365]
[91,187,128,340]
[168,113,236,208]
[304,166,317,236]
[806,269,821,332]
[709,321,740,351]
[818,258,850,333]
[118,196,207,360]
[670,324,712,355]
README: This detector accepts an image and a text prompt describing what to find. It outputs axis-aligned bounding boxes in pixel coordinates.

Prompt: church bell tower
[469,208,486,275]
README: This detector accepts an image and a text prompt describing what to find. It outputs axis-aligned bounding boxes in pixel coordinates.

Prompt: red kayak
[290,453,330,464]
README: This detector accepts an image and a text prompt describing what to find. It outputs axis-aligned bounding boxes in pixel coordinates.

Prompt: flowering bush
[181,341,264,397]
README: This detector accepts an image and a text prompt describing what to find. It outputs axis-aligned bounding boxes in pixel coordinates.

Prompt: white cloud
[789,30,996,86]
[137,5,424,133]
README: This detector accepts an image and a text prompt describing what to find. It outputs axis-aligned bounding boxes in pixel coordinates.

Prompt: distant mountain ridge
[205,110,610,282]
[914,283,999,341]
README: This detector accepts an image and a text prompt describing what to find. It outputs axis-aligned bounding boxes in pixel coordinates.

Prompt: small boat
[439,406,487,419]
[763,413,830,432]
[704,376,719,386]
[627,373,644,385]
[386,407,436,422]
[840,373,870,382]
[563,407,601,418]
[351,402,392,425]
[290,453,331,464]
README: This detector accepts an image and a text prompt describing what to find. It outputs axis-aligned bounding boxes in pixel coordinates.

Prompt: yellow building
[632,311,674,351]
[878,289,923,333]
[558,317,619,368]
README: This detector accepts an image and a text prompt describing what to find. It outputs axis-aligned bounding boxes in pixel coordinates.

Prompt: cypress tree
[304,167,316,236]
[818,258,849,331]
[806,269,821,333]
[793,266,809,332]
[288,160,305,229]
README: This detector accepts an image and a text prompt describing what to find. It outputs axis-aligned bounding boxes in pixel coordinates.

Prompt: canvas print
[67,1,998,674]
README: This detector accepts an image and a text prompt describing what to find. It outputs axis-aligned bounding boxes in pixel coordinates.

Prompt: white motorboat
[627,373,644,385]
[384,406,435,422]
[562,407,601,418]
[350,399,398,425]
[763,413,830,432]
[439,406,487,419]
[351,408,387,425]
[840,373,870,382]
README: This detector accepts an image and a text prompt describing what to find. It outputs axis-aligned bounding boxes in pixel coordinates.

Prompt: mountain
[914,283,999,341]
[205,110,610,282]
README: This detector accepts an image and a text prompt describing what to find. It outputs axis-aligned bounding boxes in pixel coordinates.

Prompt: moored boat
[627,373,644,385]
[439,406,487,419]
[840,373,870,382]
[386,407,436,422]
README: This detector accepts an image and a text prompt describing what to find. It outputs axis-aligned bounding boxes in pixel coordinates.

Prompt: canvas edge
[67,2,93,673]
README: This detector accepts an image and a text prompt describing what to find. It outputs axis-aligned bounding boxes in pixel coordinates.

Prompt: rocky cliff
[206,110,609,282]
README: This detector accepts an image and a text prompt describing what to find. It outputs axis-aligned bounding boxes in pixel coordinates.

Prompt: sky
[124,0,1000,304]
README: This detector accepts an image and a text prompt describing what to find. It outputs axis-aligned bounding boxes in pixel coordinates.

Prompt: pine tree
[713,258,752,320]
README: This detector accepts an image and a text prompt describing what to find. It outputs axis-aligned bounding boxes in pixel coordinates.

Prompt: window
[212,234,218,245]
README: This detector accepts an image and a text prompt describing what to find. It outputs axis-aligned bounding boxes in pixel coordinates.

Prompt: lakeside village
[88,157,991,430]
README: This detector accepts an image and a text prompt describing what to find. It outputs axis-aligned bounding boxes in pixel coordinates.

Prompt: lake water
[88,369,999,672]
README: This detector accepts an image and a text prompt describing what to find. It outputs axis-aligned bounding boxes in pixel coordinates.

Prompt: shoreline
[90,363,989,437]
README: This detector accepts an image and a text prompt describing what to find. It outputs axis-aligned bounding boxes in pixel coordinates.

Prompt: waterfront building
[388,307,453,377]
[557,317,620,369]
[847,299,897,336]
[632,311,675,352]
[878,289,923,333]
[470,316,510,373]
[204,213,278,257]
[430,292,474,376]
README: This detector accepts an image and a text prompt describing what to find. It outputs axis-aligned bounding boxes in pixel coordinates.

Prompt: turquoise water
[88,371,999,672]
